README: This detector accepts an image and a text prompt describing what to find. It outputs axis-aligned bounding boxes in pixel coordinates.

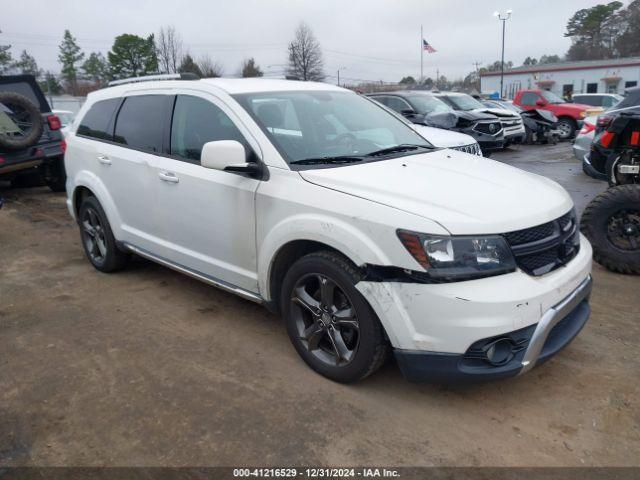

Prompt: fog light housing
[484,338,514,366]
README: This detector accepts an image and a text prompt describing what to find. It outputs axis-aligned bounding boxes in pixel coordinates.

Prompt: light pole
[493,9,512,99]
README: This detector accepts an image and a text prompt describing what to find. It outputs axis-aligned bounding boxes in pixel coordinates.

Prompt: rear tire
[280,251,389,383]
[78,196,129,273]
[42,156,67,192]
[581,185,640,274]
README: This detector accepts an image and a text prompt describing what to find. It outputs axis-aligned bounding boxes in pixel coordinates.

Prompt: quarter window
[170,95,248,162]
[77,98,120,140]
[114,95,169,153]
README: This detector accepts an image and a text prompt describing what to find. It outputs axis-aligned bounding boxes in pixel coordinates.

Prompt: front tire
[280,251,389,383]
[78,196,129,272]
[556,118,576,140]
[581,185,640,274]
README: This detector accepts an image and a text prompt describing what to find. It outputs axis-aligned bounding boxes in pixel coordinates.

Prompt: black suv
[367,90,504,156]
[0,74,66,191]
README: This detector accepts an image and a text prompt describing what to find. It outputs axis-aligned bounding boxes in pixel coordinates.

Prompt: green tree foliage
[0,30,12,74]
[39,72,63,95]
[523,56,538,66]
[13,50,40,76]
[58,30,85,91]
[616,0,640,57]
[82,52,110,84]
[241,58,263,77]
[108,34,158,79]
[565,2,624,60]
[179,54,202,77]
[399,76,416,85]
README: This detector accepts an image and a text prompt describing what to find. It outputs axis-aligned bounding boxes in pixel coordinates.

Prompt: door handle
[97,155,111,165]
[158,171,179,183]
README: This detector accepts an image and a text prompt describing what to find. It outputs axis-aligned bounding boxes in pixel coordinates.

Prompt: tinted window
[520,92,539,106]
[384,96,412,113]
[615,90,640,110]
[574,95,598,106]
[77,99,120,140]
[0,81,45,111]
[170,95,248,162]
[114,95,168,152]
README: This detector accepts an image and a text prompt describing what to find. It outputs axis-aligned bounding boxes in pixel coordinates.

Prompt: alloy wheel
[290,273,360,367]
[81,207,108,264]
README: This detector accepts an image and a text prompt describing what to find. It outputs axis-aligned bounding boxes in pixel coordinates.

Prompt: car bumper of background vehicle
[394,275,592,383]
[477,139,505,152]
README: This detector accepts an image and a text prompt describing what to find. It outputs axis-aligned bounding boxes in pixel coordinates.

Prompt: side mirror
[401,109,416,117]
[535,99,546,107]
[201,140,263,178]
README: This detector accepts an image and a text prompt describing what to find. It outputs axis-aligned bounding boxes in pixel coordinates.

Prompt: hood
[473,107,519,118]
[298,150,572,235]
[413,125,477,148]
[455,109,497,121]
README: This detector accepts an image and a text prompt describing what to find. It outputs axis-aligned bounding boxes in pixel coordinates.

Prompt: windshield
[541,90,565,104]
[234,91,431,166]
[406,94,453,114]
[439,94,485,111]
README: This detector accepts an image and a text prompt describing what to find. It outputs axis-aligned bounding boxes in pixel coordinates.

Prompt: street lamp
[493,9,512,99]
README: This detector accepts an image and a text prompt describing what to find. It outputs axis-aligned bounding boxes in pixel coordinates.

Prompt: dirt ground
[0,144,638,467]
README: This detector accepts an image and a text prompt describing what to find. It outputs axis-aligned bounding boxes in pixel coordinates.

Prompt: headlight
[397,230,516,281]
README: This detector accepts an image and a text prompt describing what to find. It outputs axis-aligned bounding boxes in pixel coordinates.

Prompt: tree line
[0,23,325,95]
[398,1,640,90]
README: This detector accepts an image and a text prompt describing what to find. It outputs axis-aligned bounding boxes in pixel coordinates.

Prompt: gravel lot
[1,143,638,467]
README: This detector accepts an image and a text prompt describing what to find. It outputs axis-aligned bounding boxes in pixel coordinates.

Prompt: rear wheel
[78,196,129,272]
[42,156,67,192]
[280,251,389,383]
[581,185,640,274]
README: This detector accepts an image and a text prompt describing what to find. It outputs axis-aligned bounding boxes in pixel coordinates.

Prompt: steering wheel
[332,133,358,153]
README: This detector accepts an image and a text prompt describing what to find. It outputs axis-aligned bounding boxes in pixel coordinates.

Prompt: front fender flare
[258,214,394,301]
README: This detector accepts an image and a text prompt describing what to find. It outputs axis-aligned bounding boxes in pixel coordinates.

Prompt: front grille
[450,143,481,156]
[473,121,503,135]
[503,209,581,276]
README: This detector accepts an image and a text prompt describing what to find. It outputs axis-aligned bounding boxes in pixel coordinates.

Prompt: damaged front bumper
[356,235,593,383]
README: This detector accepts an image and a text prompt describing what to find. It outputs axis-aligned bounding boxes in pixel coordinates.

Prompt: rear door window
[114,95,170,153]
[77,99,120,140]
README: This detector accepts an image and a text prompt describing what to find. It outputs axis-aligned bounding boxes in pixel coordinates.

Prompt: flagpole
[420,25,424,84]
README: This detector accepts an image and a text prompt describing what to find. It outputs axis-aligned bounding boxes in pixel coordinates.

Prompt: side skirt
[123,242,264,304]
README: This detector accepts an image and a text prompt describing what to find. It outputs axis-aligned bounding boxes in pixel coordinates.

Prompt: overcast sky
[1,0,614,84]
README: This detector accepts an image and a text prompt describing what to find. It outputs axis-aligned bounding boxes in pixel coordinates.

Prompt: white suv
[65,76,593,383]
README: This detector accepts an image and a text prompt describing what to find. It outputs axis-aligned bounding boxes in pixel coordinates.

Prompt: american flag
[423,39,437,53]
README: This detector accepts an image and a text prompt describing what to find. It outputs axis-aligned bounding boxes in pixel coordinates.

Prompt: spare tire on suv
[0,92,44,150]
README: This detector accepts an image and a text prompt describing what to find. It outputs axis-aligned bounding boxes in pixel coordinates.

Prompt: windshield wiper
[290,155,363,166]
[365,144,430,157]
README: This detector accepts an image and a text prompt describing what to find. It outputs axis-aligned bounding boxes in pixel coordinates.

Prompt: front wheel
[280,251,389,383]
[581,185,640,274]
[556,118,576,140]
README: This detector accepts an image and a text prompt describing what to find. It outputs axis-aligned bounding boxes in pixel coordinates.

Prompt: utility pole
[473,61,482,91]
[494,9,512,98]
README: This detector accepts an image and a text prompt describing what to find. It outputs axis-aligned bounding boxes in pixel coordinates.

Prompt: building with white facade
[480,57,640,100]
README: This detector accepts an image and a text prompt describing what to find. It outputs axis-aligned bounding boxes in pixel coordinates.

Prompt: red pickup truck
[512,89,596,139]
